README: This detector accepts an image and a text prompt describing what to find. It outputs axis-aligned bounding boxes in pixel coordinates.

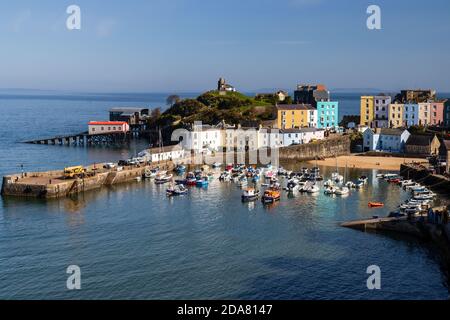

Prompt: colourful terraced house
[316,101,339,129]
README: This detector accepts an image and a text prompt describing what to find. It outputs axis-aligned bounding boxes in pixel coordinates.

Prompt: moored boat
[241,188,260,202]
[368,202,384,208]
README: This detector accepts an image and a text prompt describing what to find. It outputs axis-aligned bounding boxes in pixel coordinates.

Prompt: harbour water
[0,92,449,299]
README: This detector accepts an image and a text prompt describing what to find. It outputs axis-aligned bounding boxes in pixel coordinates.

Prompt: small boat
[346,181,356,189]
[355,181,364,189]
[306,185,320,193]
[241,188,260,202]
[212,162,222,168]
[155,173,173,184]
[135,176,142,182]
[335,187,350,196]
[401,180,414,187]
[144,168,159,179]
[358,176,368,184]
[175,165,186,174]
[167,184,188,196]
[196,177,209,187]
[261,189,281,204]
[376,174,385,179]
[368,202,384,208]
[324,186,337,195]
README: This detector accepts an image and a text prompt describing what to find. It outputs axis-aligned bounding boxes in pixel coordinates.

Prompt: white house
[299,128,325,144]
[88,121,130,135]
[363,128,410,153]
[180,124,223,154]
[279,128,325,147]
[148,144,185,162]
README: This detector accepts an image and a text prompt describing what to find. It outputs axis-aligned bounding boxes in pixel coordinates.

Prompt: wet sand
[308,155,427,171]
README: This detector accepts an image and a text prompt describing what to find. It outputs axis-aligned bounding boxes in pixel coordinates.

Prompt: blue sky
[0,0,450,92]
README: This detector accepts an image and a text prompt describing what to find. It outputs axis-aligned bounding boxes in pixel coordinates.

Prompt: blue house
[363,128,411,153]
[403,103,419,127]
[317,101,339,129]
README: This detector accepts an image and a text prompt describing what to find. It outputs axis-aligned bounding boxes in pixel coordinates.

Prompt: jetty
[1,160,178,199]
[23,132,131,146]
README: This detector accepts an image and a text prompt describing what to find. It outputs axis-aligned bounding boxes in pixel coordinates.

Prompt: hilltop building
[395,89,436,103]
[217,78,236,93]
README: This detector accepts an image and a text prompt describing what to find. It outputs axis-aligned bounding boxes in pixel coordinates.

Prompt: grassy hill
[154,90,277,128]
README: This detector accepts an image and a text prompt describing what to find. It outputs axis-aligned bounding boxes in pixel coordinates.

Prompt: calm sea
[0,92,448,300]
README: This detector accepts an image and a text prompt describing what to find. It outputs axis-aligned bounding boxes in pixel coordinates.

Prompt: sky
[0,0,450,93]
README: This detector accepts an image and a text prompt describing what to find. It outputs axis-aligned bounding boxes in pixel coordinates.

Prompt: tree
[166,95,181,107]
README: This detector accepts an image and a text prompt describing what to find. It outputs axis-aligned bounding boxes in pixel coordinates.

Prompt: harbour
[1,92,449,300]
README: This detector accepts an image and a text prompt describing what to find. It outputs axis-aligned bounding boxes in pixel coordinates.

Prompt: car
[103,163,116,169]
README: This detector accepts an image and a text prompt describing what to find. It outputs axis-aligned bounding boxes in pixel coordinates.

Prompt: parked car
[103,163,116,169]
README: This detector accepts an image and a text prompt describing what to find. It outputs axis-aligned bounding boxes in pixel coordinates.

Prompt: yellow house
[388,103,404,128]
[277,105,314,129]
[360,96,374,126]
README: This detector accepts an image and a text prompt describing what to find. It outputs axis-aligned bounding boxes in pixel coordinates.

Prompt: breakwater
[400,164,450,196]
[1,160,177,199]
[279,135,351,161]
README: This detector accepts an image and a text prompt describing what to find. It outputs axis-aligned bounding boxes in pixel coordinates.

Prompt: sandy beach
[308,155,428,171]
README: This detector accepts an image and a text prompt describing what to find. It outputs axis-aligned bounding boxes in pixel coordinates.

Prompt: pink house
[430,101,445,126]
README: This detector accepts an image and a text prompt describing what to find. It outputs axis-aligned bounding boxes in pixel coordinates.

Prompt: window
[92,128,95,132]
[101,127,104,131]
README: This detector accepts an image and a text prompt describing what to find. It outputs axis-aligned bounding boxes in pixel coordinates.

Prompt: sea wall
[1,160,178,199]
[279,135,351,161]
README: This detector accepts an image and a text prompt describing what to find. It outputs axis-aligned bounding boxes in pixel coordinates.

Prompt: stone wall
[279,136,351,161]
[400,164,450,196]
[1,159,180,199]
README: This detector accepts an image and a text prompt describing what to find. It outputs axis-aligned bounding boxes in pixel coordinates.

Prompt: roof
[405,134,435,147]
[276,104,315,111]
[148,144,183,154]
[89,121,128,126]
[374,128,408,136]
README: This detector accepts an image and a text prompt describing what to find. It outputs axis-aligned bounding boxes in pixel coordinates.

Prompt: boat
[155,173,173,184]
[261,188,281,204]
[346,181,356,189]
[144,168,159,179]
[175,165,186,174]
[238,177,248,188]
[413,194,435,201]
[376,174,385,179]
[219,171,231,182]
[400,180,414,187]
[355,181,365,189]
[212,162,222,168]
[135,176,142,182]
[306,185,320,193]
[335,187,350,196]
[368,202,384,208]
[324,186,337,195]
[196,177,209,187]
[358,176,368,184]
[166,184,188,196]
[241,188,260,202]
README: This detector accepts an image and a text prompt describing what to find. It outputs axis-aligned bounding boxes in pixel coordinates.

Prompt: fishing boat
[413,194,435,201]
[261,188,281,204]
[155,173,173,184]
[368,202,384,208]
[219,171,231,182]
[376,174,385,179]
[346,181,356,189]
[186,172,197,186]
[166,184,188,196]
[400,180,414,187]
[241,188,260,202]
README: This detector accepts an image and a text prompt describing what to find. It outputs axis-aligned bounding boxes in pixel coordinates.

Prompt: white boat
[155,173,173,184]
[144,168,160,179]
[241,188,260,202]
[212,162,222,168]
[324,186,337,195]
[335,187,350,196]
[400,180,414,187]
[307,185,320,193]
[324,179,334,187]
[166,184,188,196]
[346,181,356,189]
